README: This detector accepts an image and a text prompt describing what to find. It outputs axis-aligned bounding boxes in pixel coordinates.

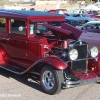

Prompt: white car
[76,21,100,33]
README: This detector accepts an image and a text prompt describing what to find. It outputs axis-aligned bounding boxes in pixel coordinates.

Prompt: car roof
[0,10,64,17]
[0,10,64,16]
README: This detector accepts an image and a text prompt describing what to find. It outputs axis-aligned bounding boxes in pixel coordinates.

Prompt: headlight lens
[69,49,78,60]
[90,47,98,58]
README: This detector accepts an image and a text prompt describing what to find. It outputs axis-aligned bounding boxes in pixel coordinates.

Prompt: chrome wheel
[40,65,64,94]
[42,71,55,90]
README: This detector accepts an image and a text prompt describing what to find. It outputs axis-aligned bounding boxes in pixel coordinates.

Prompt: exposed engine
[44,40,69,61]
[53,47,68,61]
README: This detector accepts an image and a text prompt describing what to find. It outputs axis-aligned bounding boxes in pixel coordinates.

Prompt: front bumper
[63,77,100,88]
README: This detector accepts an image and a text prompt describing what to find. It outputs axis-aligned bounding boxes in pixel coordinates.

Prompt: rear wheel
[40,65,64,95]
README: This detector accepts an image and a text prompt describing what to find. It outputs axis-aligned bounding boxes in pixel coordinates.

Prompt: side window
[30,23,41,35]
[30,24,34,35]
[30,21,61,36]
[30,22,47,35]
[0,17,6,32]
[11,19,26,35]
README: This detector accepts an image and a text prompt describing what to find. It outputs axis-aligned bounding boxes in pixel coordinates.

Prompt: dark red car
[76,21,100,50]
[48,9,68,15]
[0,10,100,95]
[91,13,100,18]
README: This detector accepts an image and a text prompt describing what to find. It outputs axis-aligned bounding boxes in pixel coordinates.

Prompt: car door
[8,34,27,61]
[7,19,28,67]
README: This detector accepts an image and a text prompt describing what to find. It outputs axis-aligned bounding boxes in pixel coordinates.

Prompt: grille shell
[69,40,88,72]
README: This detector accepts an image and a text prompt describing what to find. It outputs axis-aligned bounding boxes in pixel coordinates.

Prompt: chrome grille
[69,41,88,72]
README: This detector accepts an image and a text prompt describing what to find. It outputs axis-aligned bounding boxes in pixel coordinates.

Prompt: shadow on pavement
[0,68,43,93]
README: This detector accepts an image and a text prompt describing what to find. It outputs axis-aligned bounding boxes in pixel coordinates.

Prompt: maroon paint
[0,10,99,79]
[80,31,100,50]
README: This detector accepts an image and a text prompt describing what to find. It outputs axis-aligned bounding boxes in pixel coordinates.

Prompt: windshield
[30,21,62,35]
[72,14,86,17]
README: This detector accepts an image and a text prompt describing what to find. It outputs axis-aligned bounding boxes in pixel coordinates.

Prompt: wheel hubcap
[42,71,55,90]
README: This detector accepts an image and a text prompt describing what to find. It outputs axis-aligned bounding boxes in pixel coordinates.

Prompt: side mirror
[18,26,24,31]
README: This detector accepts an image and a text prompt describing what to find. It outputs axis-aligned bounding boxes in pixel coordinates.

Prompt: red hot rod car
[0,10,100,95]
[48,9,68,15]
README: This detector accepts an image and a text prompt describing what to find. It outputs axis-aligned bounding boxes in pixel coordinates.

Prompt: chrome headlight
[69,49,78,60]
[90,47,98,58]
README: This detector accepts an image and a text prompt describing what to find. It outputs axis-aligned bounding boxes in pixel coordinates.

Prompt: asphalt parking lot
[0,68,100,100]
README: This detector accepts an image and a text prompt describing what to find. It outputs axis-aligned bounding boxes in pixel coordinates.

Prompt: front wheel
[40,65,64,95]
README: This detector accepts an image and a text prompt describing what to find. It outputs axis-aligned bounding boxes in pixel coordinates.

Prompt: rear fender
[0,46,10,64]
[0,51,5,64]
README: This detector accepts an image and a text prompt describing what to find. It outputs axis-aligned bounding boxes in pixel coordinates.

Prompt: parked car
[65,13,100,26]
[68,9,83,14]
[0,10,100,95]
[92,13,100,18]
[76,21,100,50]
[68,9,99,18]
[77,21,100,33]
[48,9,68,15]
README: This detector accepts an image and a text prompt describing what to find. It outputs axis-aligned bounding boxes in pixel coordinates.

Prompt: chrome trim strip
[30,72,40,75]
[66,58,94,63]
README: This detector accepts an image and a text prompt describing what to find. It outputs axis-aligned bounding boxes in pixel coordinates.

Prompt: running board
[0,64,26,75]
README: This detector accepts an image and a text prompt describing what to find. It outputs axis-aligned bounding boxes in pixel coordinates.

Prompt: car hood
[43,23,82,40]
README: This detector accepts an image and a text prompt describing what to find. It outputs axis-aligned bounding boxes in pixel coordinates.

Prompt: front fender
[88,52,100,75]
[18,57,68,75]
[34,57,68,70]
